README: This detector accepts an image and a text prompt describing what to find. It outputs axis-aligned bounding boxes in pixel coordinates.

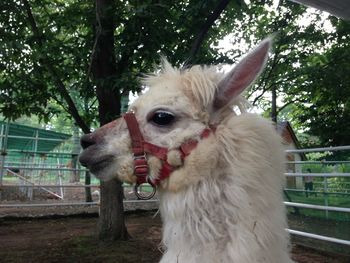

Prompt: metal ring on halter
[134,183,156,200]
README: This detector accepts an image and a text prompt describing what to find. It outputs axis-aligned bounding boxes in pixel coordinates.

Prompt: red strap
[124,112,169,160]
[124,112,144,156]
[143,142,168,161]
[200,128,212,139]
[180,140,198,157]
[124,112,149,185]
[179,128,212,157]
[152,161,174,185]
[134,158,148,177]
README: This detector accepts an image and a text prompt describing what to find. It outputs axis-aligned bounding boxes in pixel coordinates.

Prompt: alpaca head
[79,39,271,189]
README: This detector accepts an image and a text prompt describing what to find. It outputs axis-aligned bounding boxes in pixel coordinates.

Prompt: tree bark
[188,0,230,63]
[98,180,128,240]
[70,125,81,183]
[91,0,128,241]
[271,86,277,123]
[85,171,93,203]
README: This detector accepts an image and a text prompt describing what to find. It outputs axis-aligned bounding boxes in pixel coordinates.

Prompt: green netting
[0,121,71,152]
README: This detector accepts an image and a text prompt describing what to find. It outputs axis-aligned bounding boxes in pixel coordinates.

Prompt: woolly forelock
[141,59,248,116]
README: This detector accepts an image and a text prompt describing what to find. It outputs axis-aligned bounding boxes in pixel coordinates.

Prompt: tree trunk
[188,0,230,63]
[70,125,81,183]
[98,179,128,240]
[91,0,128,241]
[271,86,277,123]
[85,171,93,203]
[69,155,80,182]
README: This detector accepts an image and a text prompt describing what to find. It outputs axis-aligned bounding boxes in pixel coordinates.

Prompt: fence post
[0,122,9,200]
[322,160,329,219]
[0,123,4,186]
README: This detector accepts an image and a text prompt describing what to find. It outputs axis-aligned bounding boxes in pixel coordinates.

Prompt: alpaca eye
[150,111,175,126]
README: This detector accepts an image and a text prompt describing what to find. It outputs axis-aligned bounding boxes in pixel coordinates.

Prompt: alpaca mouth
[79,148,114,174]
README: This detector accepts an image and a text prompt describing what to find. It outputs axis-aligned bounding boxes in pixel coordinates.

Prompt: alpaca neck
[159,175,235,246]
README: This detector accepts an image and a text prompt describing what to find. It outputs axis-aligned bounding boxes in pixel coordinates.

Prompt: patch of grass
[285,190,350,221]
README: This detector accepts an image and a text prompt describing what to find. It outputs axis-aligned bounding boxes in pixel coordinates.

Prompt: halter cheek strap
[123,111,214,198]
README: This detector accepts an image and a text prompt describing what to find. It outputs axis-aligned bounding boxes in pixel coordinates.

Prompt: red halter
[123,111,213,196]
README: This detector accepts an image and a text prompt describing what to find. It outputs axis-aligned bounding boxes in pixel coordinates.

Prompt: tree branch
[188,0,230,63]
[247,54,280,100]
[250,82,273,106]
[21,0,91,134]
[85,4,102,85]
[277,98,308,114]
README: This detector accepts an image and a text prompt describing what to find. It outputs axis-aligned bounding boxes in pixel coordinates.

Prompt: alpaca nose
[80,133,96,149]
[80,119,120,149]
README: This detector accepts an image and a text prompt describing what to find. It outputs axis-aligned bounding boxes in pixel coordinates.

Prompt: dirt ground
[0,212,349,263]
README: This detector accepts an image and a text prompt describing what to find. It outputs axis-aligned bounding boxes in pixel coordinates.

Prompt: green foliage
[291,39,350,148]
[227,1,350,150]
[0,0,244,129]
[0,0,96,126]
[1,0,349,151]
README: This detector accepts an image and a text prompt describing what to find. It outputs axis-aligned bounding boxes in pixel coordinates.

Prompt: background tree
[219,1,349,151]
[286,19,350,149]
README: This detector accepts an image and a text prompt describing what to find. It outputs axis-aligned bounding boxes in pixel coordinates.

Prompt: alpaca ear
[213,38,272,109]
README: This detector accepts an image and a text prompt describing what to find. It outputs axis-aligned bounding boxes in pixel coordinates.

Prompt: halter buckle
[133,153,148,177]
[133,153,146,160]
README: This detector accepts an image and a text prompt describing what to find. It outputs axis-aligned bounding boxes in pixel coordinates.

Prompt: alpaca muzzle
[79,119,120,171]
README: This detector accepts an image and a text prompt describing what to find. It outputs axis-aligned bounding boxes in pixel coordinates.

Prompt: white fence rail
[285,145,350,247]
[286,145,350,153]
[287,229,350,246]
[284,201,350,213]
[285,172,350,177]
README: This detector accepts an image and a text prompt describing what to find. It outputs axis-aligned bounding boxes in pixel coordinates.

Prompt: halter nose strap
[123,111,145,156]
[123,112,150,186]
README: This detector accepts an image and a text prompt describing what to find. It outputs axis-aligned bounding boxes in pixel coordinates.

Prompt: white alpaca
[79,38,293,263]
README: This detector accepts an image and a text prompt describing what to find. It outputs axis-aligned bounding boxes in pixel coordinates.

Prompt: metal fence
[285,145,350,246]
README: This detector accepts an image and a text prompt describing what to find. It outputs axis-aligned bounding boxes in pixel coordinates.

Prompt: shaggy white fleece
[158,114,292,263]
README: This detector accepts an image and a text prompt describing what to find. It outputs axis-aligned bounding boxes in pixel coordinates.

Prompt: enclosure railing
[1,142,349,247]
[0,162,158,208]
[284,145,350,247]
[0,121,160,213]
